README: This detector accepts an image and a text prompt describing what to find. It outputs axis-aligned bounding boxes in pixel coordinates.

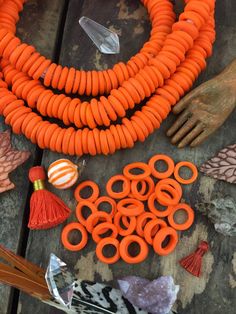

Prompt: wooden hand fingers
[167,107,207,147]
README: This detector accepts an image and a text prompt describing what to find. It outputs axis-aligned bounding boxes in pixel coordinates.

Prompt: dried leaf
[0,130,30,193]
[200,144,236,184]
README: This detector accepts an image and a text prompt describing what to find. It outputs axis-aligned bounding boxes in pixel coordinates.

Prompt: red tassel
[28,166,71,230]
[179,241,209,277]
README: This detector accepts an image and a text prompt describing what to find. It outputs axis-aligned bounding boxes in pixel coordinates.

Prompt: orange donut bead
[74,129,83,156]
[168,203,194,230]
[136,212,156,237]
[148,154,175,179]
[74,180,99,202]
[117,198,144,217]
[174,161,198,184]
[92,222,118,243]
[92,128,102,154]
[123,162,151,180]
[153,226,178,256]
[95,196,117,218]
[61,222,88,251]
[106,174,130,199]
[114,212,137,236]
[148,192,174,217]
[144,218,167,245]
[105,129,116,154]
[96,237,120,264]
[155,183,181,206]
[86,211,112,233]
[75,200,97,226]
[130,176,155,201]
[87,130,97,156]
[120,235,149,264]
[80,127,90,153]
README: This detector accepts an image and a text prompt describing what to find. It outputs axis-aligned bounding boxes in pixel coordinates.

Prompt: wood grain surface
[0,0,65,313]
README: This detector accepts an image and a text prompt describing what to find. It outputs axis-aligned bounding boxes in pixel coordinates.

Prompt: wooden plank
[19,0,236,313]
[0,0,66,313]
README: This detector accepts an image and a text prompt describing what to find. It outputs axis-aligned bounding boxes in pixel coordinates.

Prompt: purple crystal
[118,276,179,314]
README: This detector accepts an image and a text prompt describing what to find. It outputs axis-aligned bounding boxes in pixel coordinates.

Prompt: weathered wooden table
[0,0,236,313]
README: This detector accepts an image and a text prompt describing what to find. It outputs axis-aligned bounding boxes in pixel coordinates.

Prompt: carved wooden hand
[167,60,236,148]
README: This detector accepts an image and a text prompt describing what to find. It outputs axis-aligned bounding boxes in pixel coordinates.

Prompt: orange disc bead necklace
[0,0,216,156]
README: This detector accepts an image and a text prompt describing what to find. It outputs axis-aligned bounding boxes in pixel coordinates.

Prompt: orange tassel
[179,241,209,277]
[28,166,71,229]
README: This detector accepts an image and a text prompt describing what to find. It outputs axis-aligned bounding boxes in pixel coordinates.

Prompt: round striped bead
[48,159,78,189]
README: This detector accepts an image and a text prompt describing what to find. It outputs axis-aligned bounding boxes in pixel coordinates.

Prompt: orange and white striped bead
[48,159,78,189]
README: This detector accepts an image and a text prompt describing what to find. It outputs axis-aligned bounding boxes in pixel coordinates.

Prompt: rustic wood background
[0,0,236,313]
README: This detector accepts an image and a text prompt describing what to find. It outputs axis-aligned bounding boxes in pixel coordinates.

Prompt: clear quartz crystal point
[45,253,75,308]
[79,16,120,54]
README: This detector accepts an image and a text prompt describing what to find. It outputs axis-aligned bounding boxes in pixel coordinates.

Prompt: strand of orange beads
[61,153,198,264]
[0,0,216,156]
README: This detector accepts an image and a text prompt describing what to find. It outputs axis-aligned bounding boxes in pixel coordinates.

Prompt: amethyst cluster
[118,275,179,314]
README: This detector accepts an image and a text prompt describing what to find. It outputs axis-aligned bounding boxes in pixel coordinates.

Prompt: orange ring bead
[129,179,147,197]
[92,222,118,243]
[86,211,112,233]
[74,180,99,202]
[136,212,156,237]
[120,235,149,264]
[95,196,117,218]
[144,218,167,245]
[174,161,198,184]
[148,192,174,217]
[96,237,120,264]
[117,198,144,216]
[168,203,194,230]
[75,200,97,226]
[106,174,130,199]
[130,176,155,201]
[155,183,181,206]
[114,212,137,236]
[153,226,178,256]
[148,154,175,179]
[61,222,88,251]
[123,162,151,180]
[121,215,131,228]
[157,178,183,198]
